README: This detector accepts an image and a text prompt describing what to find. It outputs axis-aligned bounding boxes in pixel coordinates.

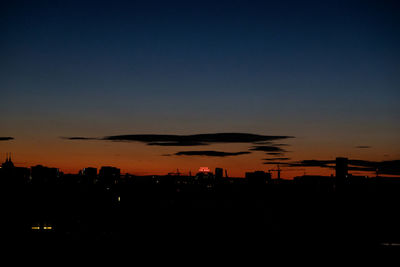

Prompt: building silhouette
[1,153,14,168]
[0,153,30,185]
[335,157,348,178]
[82,167,97,184]
[98,166,120,186]
[1,155,25,185]
[31,165,59,185]
[215,167,223,180]
[245,171,271,185]
[335,157,348,189]
[1,154,400,249]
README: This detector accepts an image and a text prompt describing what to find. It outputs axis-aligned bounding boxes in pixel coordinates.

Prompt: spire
[2,152,14,168]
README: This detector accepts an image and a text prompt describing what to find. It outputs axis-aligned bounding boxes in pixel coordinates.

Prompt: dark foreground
[2,176,400,256]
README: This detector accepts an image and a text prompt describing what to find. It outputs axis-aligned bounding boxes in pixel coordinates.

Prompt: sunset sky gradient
[1,0,399,177]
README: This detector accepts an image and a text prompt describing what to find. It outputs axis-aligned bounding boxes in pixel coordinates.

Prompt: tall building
[83,167,97,177]
[335,157,348,190]
[215,168,223,179]
[82,167,97,184]
[31,165,59,184]
[335,157,348,178]
[99,166,120,186]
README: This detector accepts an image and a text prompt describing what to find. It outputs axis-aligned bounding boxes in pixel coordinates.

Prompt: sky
[1,0,399,177]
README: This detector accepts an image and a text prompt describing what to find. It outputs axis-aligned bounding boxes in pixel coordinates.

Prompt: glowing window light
[31,226,40,230]
[43,226,52,230]
[199,167,210,172]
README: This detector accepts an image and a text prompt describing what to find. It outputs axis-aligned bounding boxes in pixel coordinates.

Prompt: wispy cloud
[147,141,208,146]
[266,152,285,156]
[263,157,290,161]
[63,132,293,161]
[289,159,335,168]
[64,133,293,146]
[102,133,293,145]
[249,145,286,152]
[275,159,400,176]
[61,136,98,140]
[174,150,251,157]
[0,137,14,141]
[263,161,291,165]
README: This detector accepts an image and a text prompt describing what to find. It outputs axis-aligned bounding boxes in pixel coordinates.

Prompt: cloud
[266,152,285,156]
[263,157,290,161]
[174,150,251,157]
[252,141,273,145]
[64,133,293,146]
[61,136,98,140]
[249,145,286,152]
[279,158,400,176]
[355,146,371,149]
[147,141,208,146]
[0,137,14,141]
[289,160,336,168]
[64,132,293,162]
[263,162,291,165]
[348,159,400,175]
[101,133,293,145]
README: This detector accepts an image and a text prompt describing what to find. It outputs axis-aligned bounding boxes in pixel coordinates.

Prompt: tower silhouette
[2,152,14,168]
[335,157,348,178]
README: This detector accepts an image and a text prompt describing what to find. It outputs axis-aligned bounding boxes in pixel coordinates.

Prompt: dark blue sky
[1,0,399,175]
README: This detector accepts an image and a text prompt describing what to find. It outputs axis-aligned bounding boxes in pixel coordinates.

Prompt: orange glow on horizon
[1,134,399,179]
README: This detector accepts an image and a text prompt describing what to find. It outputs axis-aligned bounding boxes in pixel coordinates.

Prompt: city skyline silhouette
[1,0,399,253]
[1,150,400,179]
[1,153,400,251]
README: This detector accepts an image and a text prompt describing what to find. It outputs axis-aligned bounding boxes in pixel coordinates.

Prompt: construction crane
[268,164,306,179]
[268,164,282,179]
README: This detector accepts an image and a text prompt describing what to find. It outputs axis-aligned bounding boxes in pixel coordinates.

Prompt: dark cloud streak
[0,137,14,141]
[100,133,293,145]
[63,133,293,161]
[249,145,286,152]
[288,160,335,168]
[174,151,251,157]
[64,133,294,149]
[280,159,400,176]
[263,157,290,161]
[61,137,98,140]
[147,141,208,146]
